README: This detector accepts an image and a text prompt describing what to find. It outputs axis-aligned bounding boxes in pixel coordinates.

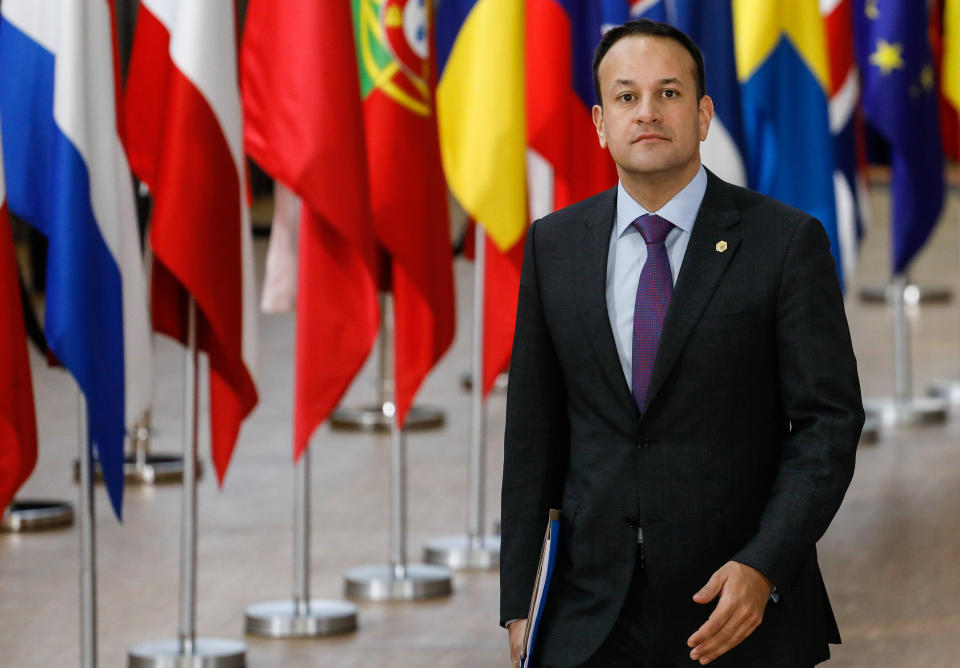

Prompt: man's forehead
[600,35,696,83]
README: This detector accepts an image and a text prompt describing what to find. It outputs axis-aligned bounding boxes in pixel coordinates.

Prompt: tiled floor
[2,179,959,667]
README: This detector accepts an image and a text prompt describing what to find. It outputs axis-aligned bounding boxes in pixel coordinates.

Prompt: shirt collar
[615,164,708,238]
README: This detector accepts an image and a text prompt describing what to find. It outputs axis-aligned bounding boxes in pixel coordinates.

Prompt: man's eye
[662,89,678,98]
[618,93,635,102]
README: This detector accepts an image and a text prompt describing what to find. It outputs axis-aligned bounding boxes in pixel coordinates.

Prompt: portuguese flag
[353,0,455,426]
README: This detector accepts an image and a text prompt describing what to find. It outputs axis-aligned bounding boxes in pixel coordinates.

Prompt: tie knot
[633,214,674,245]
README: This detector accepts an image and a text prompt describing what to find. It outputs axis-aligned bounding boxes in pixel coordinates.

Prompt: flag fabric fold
[0,0,152,518]
[125,0,257,483]
[823,0,870,282]
[0,120,37,515]
[733,0,844,286]
[241,0,379,458]
[855,0,944,274]
[354,0,456,425]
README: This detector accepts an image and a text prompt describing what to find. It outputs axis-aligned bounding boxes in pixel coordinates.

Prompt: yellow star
[920,64,935,91]
[865,0,879,19]
[870,39,904,75]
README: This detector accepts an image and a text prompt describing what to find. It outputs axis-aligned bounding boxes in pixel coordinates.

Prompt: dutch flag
[0,0,152,519]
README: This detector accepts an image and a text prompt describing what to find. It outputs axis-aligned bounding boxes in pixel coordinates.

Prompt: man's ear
[698,94,714,142]
[592,104,607,149]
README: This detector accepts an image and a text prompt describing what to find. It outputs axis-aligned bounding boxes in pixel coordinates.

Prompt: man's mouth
[631,133,668,143]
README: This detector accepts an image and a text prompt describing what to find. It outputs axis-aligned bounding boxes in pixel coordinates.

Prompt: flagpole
[330,294,444,433]
[424,224,499,570]
[344,295,452,601]
[863,274,948,426]
[928,207,960,405]
[243,444,358,638]
[128,297,246,667]
[78,390,97,668]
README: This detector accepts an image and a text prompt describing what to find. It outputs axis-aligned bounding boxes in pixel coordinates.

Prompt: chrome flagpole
[330,293,445,432]
[864,274,948,426]
[128,297,246,667]
[928,209,960,405]
[244,444,358,637]
[344,296,452,601]
[424,224,500,570]
[78,391,97,668]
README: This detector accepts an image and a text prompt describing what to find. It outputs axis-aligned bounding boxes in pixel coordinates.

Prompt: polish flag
[0,120,37,515]
[125,1,258,483]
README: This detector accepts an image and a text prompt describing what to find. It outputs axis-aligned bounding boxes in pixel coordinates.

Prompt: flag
[823,0,871,282]
[259,182,299,315]
[630,0,666,21]
[0,120,37,515]
[438,0,526,396]
[934,0,960,160]
[0,0,152,518]
[733,1,844,286]
[241,0,379,458]
[667,0,749,186]
[354,0,456,425]
[125,1,258,483]
[855,0,944,274]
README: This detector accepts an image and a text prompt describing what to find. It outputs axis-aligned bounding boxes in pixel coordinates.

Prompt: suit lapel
[643,172,742,413]
[574,188,641,423]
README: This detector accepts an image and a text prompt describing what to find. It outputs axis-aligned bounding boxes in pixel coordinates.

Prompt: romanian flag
[733,1,843,286]
[438,0,526,396]
[242,0,380,457]
[0,120,37,515]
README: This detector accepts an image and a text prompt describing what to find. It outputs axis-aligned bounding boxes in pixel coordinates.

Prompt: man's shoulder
[710,174,813,229]
[534,187,617,232]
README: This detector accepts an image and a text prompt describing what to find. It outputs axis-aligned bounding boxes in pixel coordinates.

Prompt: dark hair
[592,19,706,106]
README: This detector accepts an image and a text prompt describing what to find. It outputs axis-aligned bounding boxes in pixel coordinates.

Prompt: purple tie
[631,214,675,411]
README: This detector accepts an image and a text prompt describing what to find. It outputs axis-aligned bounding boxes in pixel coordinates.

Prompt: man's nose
[633,95,661,124]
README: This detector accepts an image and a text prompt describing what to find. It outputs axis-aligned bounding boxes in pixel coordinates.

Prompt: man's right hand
[507,618,528,667]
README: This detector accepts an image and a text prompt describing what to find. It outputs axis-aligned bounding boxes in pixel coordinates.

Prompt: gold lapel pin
[715,240,728,253]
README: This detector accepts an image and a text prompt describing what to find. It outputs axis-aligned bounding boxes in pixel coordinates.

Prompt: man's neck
[619,159,702,212]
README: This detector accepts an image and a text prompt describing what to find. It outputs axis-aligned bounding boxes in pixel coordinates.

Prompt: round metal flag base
[72,453,202,485]
[344,563,452,601]
[857,283,953,306]
[127,638,245,668]
[329,405,444,433]
[928,378,960,406]
[863,397,949,427]
[423,534,500,571]
[1,499,74,532]
[859,414,880,445]
[459,371,509,393]
[243,599,357,638]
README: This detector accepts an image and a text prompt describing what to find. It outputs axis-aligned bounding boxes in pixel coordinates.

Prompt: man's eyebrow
[610,77,686,88]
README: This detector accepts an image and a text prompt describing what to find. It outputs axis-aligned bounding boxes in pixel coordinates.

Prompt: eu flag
[855,0,944,274]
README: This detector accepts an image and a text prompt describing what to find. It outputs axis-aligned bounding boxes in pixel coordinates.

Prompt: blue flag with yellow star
[855,0,944,274]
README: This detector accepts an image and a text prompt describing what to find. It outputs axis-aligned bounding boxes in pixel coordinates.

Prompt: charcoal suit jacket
[500,170,864,667]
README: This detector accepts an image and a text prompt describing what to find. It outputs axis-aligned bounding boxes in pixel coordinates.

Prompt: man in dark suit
[501,19,863,668]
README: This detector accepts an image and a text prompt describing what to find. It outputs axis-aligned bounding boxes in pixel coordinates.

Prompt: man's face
[592,35,712,181]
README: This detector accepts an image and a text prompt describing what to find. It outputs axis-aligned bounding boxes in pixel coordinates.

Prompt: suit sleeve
[499,219,569,627]
[731,216,864,591]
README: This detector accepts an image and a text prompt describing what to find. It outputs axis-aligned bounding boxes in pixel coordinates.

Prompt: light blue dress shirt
[606,165,707,389]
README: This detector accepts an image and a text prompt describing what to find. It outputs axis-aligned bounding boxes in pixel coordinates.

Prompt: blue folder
[521,508,560,668]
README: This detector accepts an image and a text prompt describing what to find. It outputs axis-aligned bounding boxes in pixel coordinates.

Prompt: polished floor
[2,178,959,667]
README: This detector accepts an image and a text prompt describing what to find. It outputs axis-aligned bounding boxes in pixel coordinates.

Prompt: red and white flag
[124,1,258,483]
[241,0,379,459]
[0,118,37,514]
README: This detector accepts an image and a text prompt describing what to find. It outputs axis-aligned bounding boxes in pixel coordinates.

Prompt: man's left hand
[687,561,773,665]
